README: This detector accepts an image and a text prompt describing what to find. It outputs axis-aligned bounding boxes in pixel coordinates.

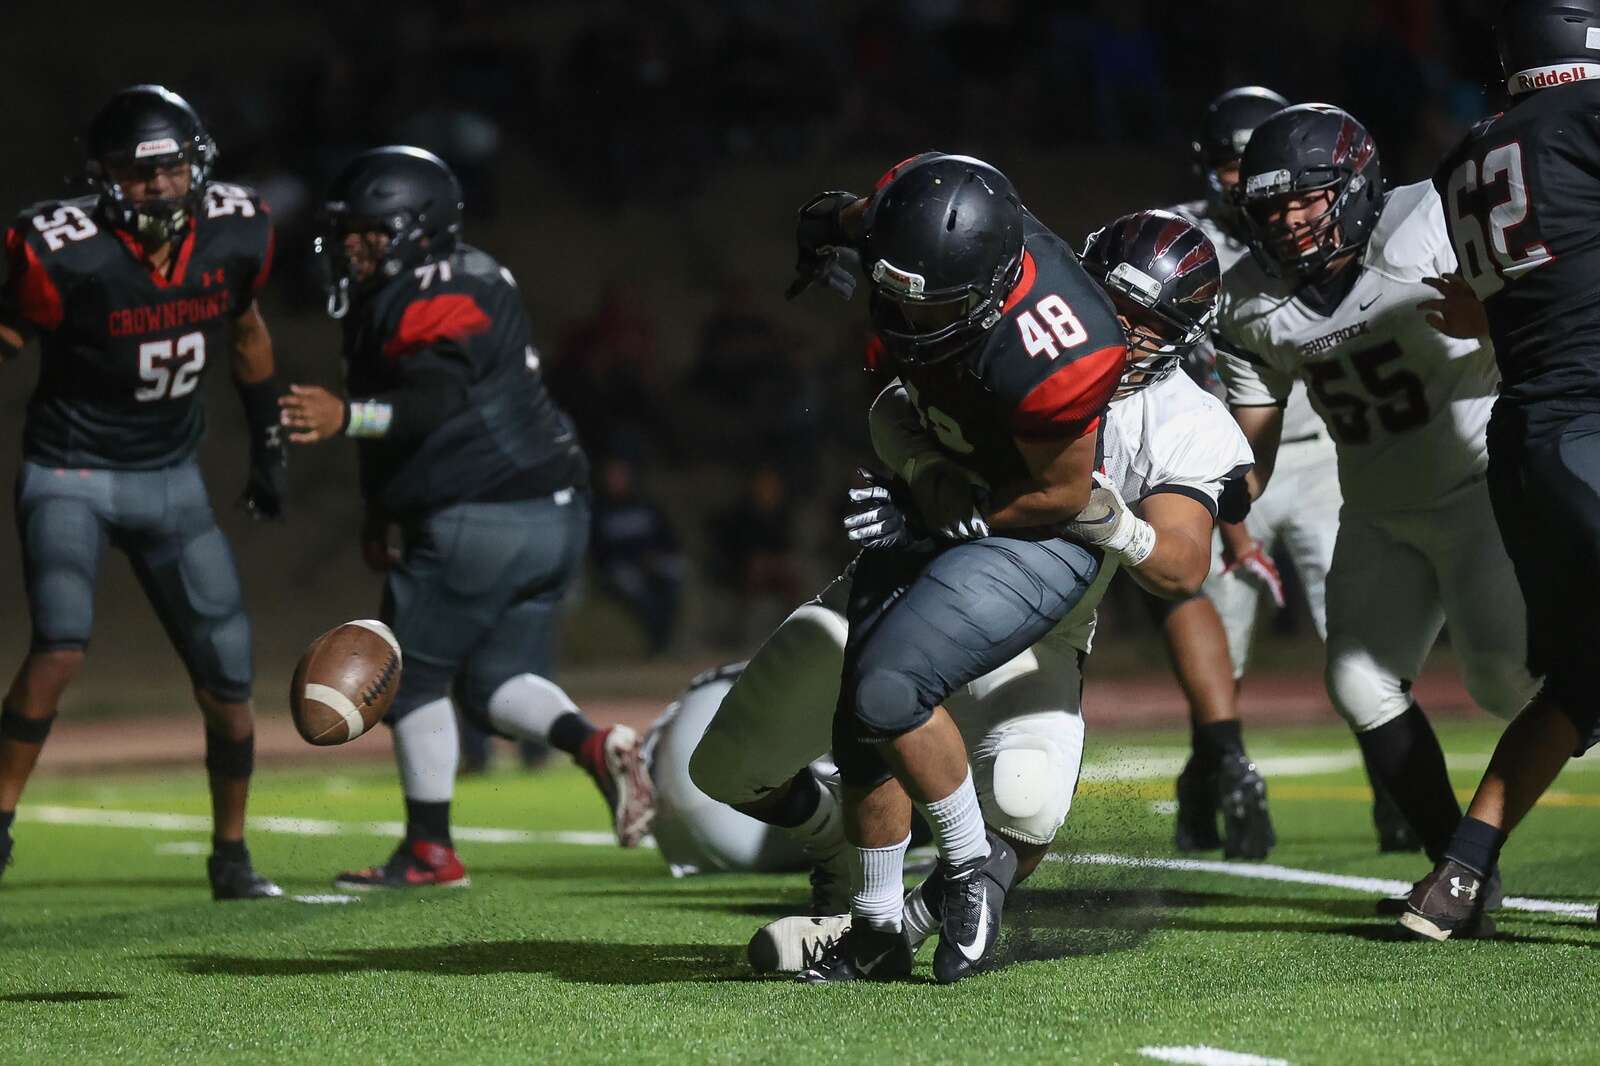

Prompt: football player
[695,208,1251,976]
[1403,0,1600,940]
[1215,104,1540,925]
[1171,87,1416,855]
[0,86,284,899]
[277,147,653,890]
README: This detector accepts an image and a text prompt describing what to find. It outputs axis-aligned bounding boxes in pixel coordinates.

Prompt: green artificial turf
[2,720,1597,1065]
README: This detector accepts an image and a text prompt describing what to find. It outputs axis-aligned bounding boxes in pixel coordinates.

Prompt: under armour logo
[1449,876,1479,902]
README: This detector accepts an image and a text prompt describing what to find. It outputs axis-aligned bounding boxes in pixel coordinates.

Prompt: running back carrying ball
[290,620,402,745]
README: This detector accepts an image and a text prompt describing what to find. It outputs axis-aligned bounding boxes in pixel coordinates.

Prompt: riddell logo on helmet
[1510,62,1600,95]
[134,137,180,159]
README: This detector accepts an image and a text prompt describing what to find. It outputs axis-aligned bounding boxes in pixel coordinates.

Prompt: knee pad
[1541,674,1600,755]
[204,731,255,780]
[0,703,57,745]
[1325,646,1412,733]
[975,713,1082,846]
[387,656,455,724]
[186,610,254,703]
[849,668,935,741]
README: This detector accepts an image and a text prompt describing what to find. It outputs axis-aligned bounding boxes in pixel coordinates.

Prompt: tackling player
[0,86,285,899]
[278,147,653,890]
[1404,0,1600,939]
[1216,104,1540,926]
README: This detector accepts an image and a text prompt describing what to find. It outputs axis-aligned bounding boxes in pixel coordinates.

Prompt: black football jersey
[1435,81,1600,411]
[2,184,273,469]
[893,212,1128,488]
[343,243,587,517]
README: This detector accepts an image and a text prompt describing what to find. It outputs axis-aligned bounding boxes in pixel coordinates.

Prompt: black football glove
[787,190,860,301]
[238,377,288,521]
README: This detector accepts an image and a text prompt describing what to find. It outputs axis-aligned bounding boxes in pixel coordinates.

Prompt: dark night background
[0,0,1505,721]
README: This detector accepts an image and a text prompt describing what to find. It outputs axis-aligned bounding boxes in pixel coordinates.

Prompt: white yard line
[1139,1047,1289,1066]
[1054,852,1598,919]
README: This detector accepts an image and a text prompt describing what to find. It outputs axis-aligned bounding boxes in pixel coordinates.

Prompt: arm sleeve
[1011,342,1126,441]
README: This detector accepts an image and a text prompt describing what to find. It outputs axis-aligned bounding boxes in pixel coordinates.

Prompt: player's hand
[1064,471,1156,565]
[279,384,347,444]
[360,510,399,573]
[788,191,860,301]
[1223,537,1286,609]
[906,459,990,541]
[1420,273,1488,340]
[843,469,926,551]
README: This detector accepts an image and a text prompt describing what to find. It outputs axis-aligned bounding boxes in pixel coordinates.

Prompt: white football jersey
[1216,180,1501,513]
[1050,367,1254,653]
[1173,198,1325,442]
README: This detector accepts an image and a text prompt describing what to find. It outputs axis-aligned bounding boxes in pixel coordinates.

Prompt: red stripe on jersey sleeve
[1000,250,1038,314]
[253,222,275,295]
[1011,343,1126,441]
[6,229,64,332]
[382,293,492,359]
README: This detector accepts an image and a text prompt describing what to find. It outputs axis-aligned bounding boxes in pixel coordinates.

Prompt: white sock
[486,673,579,742]
[394,698,459,802]
[901,876,939,947]
[917,769,989,867]
[783,775,846,863]
[852,833,910,932]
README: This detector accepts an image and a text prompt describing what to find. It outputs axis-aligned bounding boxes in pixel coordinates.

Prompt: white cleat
[600,725,656,847]
[747,914,851,974]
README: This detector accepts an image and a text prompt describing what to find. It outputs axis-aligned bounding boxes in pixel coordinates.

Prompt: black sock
[1192,720,1245,767]
[548,711,595,757]
[0,809,14,838]
[405,799,452,847]
[211,836,248,862]
[1355,704,1462,862]
[1444,816,1506,877]
[760,770,822,829]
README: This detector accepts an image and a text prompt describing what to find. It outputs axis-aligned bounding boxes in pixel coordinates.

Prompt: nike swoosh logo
[956,900,990,962]
[857,946,898,975]
[1359,296,1379,311]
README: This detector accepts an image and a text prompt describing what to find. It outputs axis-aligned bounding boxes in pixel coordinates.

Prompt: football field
[4,719,1598,1066]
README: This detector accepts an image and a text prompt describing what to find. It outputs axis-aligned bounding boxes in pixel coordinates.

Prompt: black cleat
[1398,859,1499,941]
[796,921,913,984]
[932,832,1018,985]
[208,847,285,901]
[1175,756,1222,852]
[1217,751,1275,860]
[1378,865,1501,917]
[1373,785,1422,853]
[0,829,12,885]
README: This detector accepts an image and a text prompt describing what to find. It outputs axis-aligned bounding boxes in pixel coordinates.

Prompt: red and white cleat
[334,838,470,891]
[581,725,656,847]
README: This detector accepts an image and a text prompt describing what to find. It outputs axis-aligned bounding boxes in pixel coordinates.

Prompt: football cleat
[1217,751,1275,860]
[932,832,1018,985]
[1373,786,1422,853]
[579,725,656,848]
[208,847,284,901]
[796,921,913,984]
[808,856,852,916]
[334,838,470,891]
[1377,865,1501,917]
[748,913,852,974]
[0,828,12,885]
[1398,859,1499,941]
[901,870,946,953]
[1174,755,1223,852]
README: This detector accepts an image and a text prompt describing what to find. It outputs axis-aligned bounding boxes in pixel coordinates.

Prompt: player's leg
[453,491,656,845]
[815,538,1097,984]
[0,464,111,881]
[689,579,852,910]
[1323,512,1460,872]
[118,461,277,899]
[1402,416,1600,939]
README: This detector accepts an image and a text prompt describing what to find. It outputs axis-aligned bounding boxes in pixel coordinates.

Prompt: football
[289,619,403,746]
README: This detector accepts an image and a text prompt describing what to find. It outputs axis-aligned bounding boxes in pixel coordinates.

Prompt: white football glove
[1064,471,1156,566]
[843,471,928,551]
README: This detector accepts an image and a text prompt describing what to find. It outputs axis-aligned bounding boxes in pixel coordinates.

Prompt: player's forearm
[1128,523,1212,599]
[984,476,1092,530]
[231,301,276,384]
[0,321,23,363]
[1231,404,1283,500]
[346,382,471,442]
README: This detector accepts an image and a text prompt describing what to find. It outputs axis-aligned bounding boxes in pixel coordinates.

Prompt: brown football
[289,620,403,746]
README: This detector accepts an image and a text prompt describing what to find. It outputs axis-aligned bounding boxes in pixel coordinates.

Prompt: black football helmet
[317,146,464,317]
[1193,86,1290,218]
[1081,210,1220,397]
[84,85,216,248]
[1497,0,1600,95]
[861,153,1025,366]
[1237,104,1383,283]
